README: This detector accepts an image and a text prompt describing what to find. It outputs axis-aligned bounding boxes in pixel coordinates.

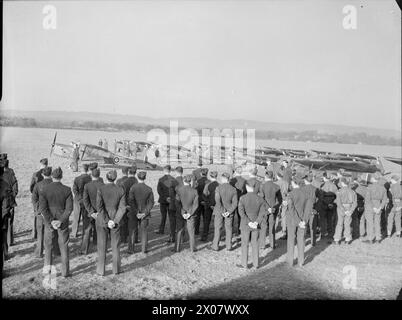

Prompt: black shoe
[236,264,247,269]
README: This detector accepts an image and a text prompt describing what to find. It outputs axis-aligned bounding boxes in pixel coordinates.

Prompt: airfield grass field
[1,127,402,299]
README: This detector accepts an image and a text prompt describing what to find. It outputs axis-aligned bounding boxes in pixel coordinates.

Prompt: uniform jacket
[121,176,138,203]
[169,176,184,211]
[203,180,219,208]
[72,173,91,203]
[31,178,52,214]
[355,185,367,208]
[276,179,290,200]
[238,192,266,229]
[128,183,154,218]
[230,175,247,199]
[321,181,338,205]
[176,185,199,216]
[335,186,357,214]
[365,182,388,210]
[390,183,402,207]
[157,174,176,204]
[83,179,104,216]
[39,182,73,229]
[213,183,238,215]
[301,183,318,215]
[287,188,311,225]
[0,179,12,219]
[96,183,127,227]
[116,176,128,188]
[3,168,18,206]
[258,180,282,213]
[247,177,261,195]
[196,176,209,203]
[281,167,293,185]
[30,169,43,193]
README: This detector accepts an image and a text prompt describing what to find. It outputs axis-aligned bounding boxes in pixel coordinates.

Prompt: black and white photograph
[1,0,401,304]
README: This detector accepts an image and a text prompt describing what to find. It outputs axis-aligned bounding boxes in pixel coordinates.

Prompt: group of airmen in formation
[1,153,401,277]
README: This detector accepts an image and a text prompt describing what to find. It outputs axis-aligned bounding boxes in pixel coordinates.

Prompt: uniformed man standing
[128,171,154,253]
[2,158,18,247]
[237,180,266,269]
[39,167,73,277]
[353,178,368,239]
[276,172,290,239]
[82,168,104,255]
[71,143,80,172]
[30,158,48,240]
[119,166,138,243]
[174,175,199,252]
[363,173,388,244]
[320,172,338,239]
[71,163,91,238]
[230,166,247,237]
[194,168,209,236]
[1,156,12,263]
[31,166,53,258]
[95,170,126,276]
[201,171,219,241]
[388,175,401,238]
[247,167,261,194]
[258,171,282,250]
[210,173,238,251]
[280,160,292,185]
[286,176,311,267]
[192,162,203,181]
[301,174,319,246]
[333,178,357,245]
[116,167,129,188]
[157,165,177,243]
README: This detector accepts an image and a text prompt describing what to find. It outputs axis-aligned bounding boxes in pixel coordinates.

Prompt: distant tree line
[0,116,400,146]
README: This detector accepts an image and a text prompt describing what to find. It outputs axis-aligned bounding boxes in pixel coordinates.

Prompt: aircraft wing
[51,143,74,159]
[292,158,381,173]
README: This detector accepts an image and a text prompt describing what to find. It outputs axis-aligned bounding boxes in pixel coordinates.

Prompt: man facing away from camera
[128,171,154,254]
[95,170,126,276]
[39,167,73,277]
[72,163,91,238]
[388,175,401,238]
[2,158,18,247]
[30,158,48,240]
[201,170,219,242]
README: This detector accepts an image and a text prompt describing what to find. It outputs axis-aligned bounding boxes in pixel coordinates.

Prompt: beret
[42,166,52,177]
[88,162,98,170]
[40,158,48,166]
[137,171,147,180]
[175,166,183,174]
[210,171,218,178]
[222,172,231,179]
[91,168,100,178]
[51,167,63,179]
[184,174,192,183]
[106,170,117,181]
[121,166,129,175]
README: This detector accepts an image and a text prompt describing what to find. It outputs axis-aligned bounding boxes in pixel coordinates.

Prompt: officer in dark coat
[128,171,154,253]
[210,172,238,251]
[319,172,338,239]
[71,163,91,238]
[157,165,177,243]
[237,179,266,269]
[82,168,104,254]
[31,166,53,257]
[194,167,209,236]
[258,170,282,250]
[95,170,126,276]
[230,166,247,236]
[201,171,219,241]
[169,166,184,234]
[174,175,199,252]
[30,158,48,239]
[286,176,312,267]
[2,158,18,247]
[301,174,319,246]
[119,166,138,243]
[39,167,73,277]
[116,167,129,187]
[1,157,12,264]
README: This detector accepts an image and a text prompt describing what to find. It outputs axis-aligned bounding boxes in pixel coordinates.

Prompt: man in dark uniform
[174,175,199,252]
[157,165,177,243]
[128,171,154,253]
[362,173,388,244]
[276,171,290,239]
[280,160,292,185]
[333,178,357,245]
[3,158,18,247]
[119,166,138,243]
[258,170,282,250]
[210,172,238,251]
[31,166,53,257]
[174,166,184,187]
[116,167,129,188]
[30,158,48,240]
[286,176,311,267]
[230,166,247,237]
[320,172,338,240]
[351,178,367,239]
[301,174,319,246]
[192,162,203,181]
[201,171,219,241]
[237,179,266,269]
[82,168,104,255]
[1,156,12,263]
[194,167,209,236]
[39,167,73,277]
[71,163,91,238]
[388,175,401,238]
[95,170,126,276]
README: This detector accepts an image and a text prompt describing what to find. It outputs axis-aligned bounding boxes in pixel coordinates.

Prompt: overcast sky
[2,0,401,131]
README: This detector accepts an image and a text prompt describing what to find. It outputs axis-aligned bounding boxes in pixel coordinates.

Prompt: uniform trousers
[240,227,259,268]
[211,213,233,250]
[44,226,70,277]
[286,222,305,266]
[96,225,121,275]
[128,213,149,253]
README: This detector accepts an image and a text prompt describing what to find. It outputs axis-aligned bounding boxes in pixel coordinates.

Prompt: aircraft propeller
[50,132,57,157]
